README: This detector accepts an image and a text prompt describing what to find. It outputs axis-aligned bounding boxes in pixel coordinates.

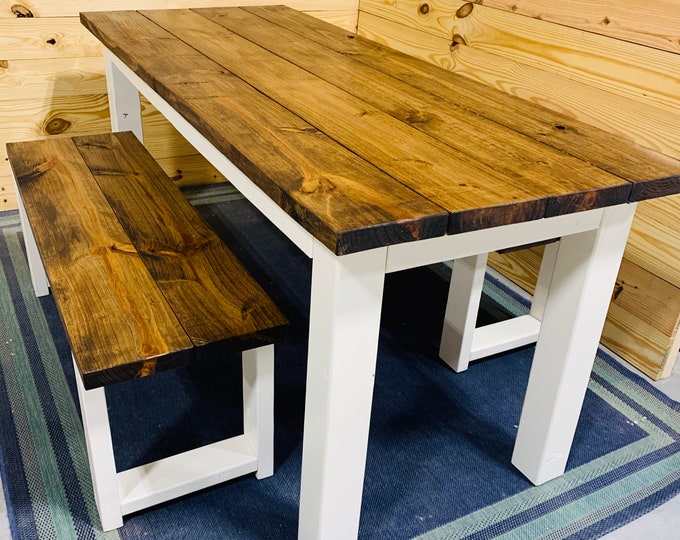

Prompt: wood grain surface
[7,135,193,388]
[74,132,288,349]
[8,132,287,388]
[81,9,450,254]
[250,6,680,200]
[80,6,680,253]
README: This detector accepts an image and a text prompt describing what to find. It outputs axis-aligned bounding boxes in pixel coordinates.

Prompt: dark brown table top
[81,5,680,255]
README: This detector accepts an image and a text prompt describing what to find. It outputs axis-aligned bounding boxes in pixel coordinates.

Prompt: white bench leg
[73,356,122,531]
[75,346,276,531]
[16,191,49,297]
[439,253,488,372]
[242,344,275,479]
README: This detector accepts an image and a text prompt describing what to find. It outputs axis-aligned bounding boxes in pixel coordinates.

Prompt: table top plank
[80,10,449,255]
[245,5,680,203]
[140,8,552,233]
[197,6,633,220]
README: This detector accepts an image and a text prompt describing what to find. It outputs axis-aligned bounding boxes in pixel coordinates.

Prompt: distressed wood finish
[80,6,680,254]
[81,9,449,254]
[7,131,287,388]
[197,7,631,217]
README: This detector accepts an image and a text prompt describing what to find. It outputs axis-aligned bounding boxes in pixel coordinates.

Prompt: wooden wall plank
[627,196,680,289]
[0,58,106,100]
[481,0,680,54]
[357,12,455,68]
[0,18,102,59]
[1,0,359,18]
[359,0,680,115]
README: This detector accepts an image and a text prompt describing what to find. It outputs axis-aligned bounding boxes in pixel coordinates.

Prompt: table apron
[385,207,607,273]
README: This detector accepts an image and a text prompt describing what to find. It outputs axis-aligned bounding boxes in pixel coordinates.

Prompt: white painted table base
[440,240,559,372]
[102,48,638,539]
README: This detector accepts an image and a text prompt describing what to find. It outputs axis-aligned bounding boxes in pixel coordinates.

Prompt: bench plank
[7,132,288,389]
[7,136,193,388]
[72,132,288,352]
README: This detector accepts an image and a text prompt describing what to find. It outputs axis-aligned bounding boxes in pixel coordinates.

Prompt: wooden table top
[81,5,680,255]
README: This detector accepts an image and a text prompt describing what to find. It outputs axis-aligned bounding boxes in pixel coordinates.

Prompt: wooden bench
[6,131,288,531]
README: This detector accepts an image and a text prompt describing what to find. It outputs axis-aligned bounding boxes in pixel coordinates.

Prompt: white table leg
[298,241,387,540]
[439,253,488,372]
[104,49,143,141]
[529,240,559,321]
[512,204,636,485]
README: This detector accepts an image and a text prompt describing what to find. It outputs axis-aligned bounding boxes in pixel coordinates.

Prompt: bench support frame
[74,345,274,531]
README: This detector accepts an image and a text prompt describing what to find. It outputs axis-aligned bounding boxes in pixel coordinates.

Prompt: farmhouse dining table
[80,5,680,539]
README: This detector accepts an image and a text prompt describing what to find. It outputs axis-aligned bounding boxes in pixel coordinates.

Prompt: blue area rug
[0,184,678,539]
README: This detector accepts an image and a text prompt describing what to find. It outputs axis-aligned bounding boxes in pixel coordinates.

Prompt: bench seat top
[7,132,288,389]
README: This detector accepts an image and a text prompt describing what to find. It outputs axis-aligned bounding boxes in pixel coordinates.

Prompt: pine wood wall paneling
[1,0,359,18]
[626,197,680,289]
[0,57,106,100]
[359,0,680,115]
[480,0,680,54]
[0,17,102,58]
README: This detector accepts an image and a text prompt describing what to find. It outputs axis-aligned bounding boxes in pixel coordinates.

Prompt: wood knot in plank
[44,116,71,135]
[450,34,468,51]
[107,242,137,255]
[406,110,430,125]
[418,4,430,15]
[11,4,33,17]
[300,174,336,194]
[456,3,474,18]
[612,282,624,301]
[136,359,157,378]
[18,158,58,183]
[0,60,8,70]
